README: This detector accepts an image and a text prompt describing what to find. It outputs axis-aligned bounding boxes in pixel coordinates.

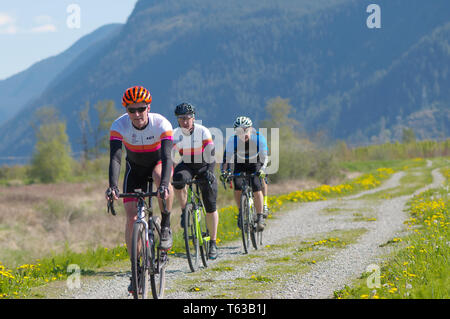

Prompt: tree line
[2,97,448,185]
[28,101,119,183]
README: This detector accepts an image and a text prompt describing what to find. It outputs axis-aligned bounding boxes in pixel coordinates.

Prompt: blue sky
[0,0,138,80]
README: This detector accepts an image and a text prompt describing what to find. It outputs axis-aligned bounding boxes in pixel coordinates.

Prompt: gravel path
[58,161,445,299]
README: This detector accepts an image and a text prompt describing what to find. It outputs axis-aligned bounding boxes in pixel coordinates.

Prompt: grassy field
[0,156,447,298]
[334,166,449,299]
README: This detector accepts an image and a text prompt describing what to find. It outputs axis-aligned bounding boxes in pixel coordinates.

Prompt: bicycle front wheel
[184,203,200,272]
[131,222,149,299]
[150,216,166,299]
[199,208,210,267]
[249,204,258,250]
[240,193,250,254]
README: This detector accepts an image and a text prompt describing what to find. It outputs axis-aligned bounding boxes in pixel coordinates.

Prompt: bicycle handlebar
[107,191,167,216]
[118,191,159,198]
[221,171,263,190]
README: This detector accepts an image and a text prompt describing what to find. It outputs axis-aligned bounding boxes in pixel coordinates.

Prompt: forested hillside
[0,0,448,161]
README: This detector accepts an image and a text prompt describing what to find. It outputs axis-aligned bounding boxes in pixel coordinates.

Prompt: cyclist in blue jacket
[221,116,269,231]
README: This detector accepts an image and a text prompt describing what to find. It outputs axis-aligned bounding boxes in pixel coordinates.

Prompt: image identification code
[183,302,266,316]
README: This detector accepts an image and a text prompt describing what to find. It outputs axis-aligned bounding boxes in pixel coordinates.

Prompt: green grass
[0,243,129,298]
[339,158,423,174]
[1,156,446,299]
[335,184,449,299]
[167,228,368,299]
[0,158,398,298]
[357,165,433,200]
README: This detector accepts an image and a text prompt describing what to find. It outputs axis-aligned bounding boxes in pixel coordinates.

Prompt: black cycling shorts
[123,160,161,203]
[233,162,263,192]
[173,162,218,213]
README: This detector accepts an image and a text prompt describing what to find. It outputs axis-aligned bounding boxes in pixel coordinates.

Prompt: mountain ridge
[0,23,122,127]
[0,0,448,163]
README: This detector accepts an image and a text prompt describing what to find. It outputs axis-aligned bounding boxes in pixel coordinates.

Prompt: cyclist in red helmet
[106,86,174,287]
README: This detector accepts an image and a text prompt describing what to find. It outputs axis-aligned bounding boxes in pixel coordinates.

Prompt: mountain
[0,23,122,127]
[0,0,448,163]
[335,22,450,144]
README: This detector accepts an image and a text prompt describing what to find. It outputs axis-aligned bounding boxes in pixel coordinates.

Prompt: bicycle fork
[194,207,210,246]
[137,206,150,247]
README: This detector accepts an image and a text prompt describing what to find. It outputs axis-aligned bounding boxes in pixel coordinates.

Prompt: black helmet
[174,102,195,116]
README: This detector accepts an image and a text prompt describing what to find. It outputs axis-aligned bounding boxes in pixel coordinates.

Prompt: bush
[29,115,73,183]
[261,97,341,184]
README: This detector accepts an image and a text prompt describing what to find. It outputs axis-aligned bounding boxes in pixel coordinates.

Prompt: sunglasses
[235,127,251,134]
[127,106,148,114]
[177,115,194,121]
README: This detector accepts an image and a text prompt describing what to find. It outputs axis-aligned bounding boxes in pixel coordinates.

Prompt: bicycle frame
[173,177,211,271]
[233,172,255,208]
[122,191,166,267]
[108,185,169,299]
[136,197,150,249]
[231,172,262,251]
[186,182,210,247]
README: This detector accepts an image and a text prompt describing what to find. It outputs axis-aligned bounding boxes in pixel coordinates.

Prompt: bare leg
[174,186,188,210]
[152,162,174,213]
[206,211,218,241]
[125,201,137,259]
[234,190,241,207]
[253,190,264,215]
[262,178,267,196]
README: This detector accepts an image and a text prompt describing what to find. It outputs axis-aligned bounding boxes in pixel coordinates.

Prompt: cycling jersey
[221,131,268,170]
[172,123,215,170]
[172,123,217,212]
[108,112,173,189]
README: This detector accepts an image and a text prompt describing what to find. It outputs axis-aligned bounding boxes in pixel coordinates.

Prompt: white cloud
[0,25,17,34]
[30,15,57,33]
[0,13,14,26]
[0,12,17,34]
[34,15,53,25]
[0,13,57,34]
[31,24,57,33]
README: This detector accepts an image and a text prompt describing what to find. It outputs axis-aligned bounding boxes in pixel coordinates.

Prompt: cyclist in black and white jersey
[172,103,219,259]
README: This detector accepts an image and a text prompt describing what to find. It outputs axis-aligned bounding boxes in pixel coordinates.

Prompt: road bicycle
[107,179,168,299]
[223,172,263,254]
[172,178,211,272]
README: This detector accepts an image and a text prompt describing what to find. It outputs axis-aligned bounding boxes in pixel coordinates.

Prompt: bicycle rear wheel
[150,217,166,299]
[240,193,250,254]
[131,222,149,299]
[184,203,200,272]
